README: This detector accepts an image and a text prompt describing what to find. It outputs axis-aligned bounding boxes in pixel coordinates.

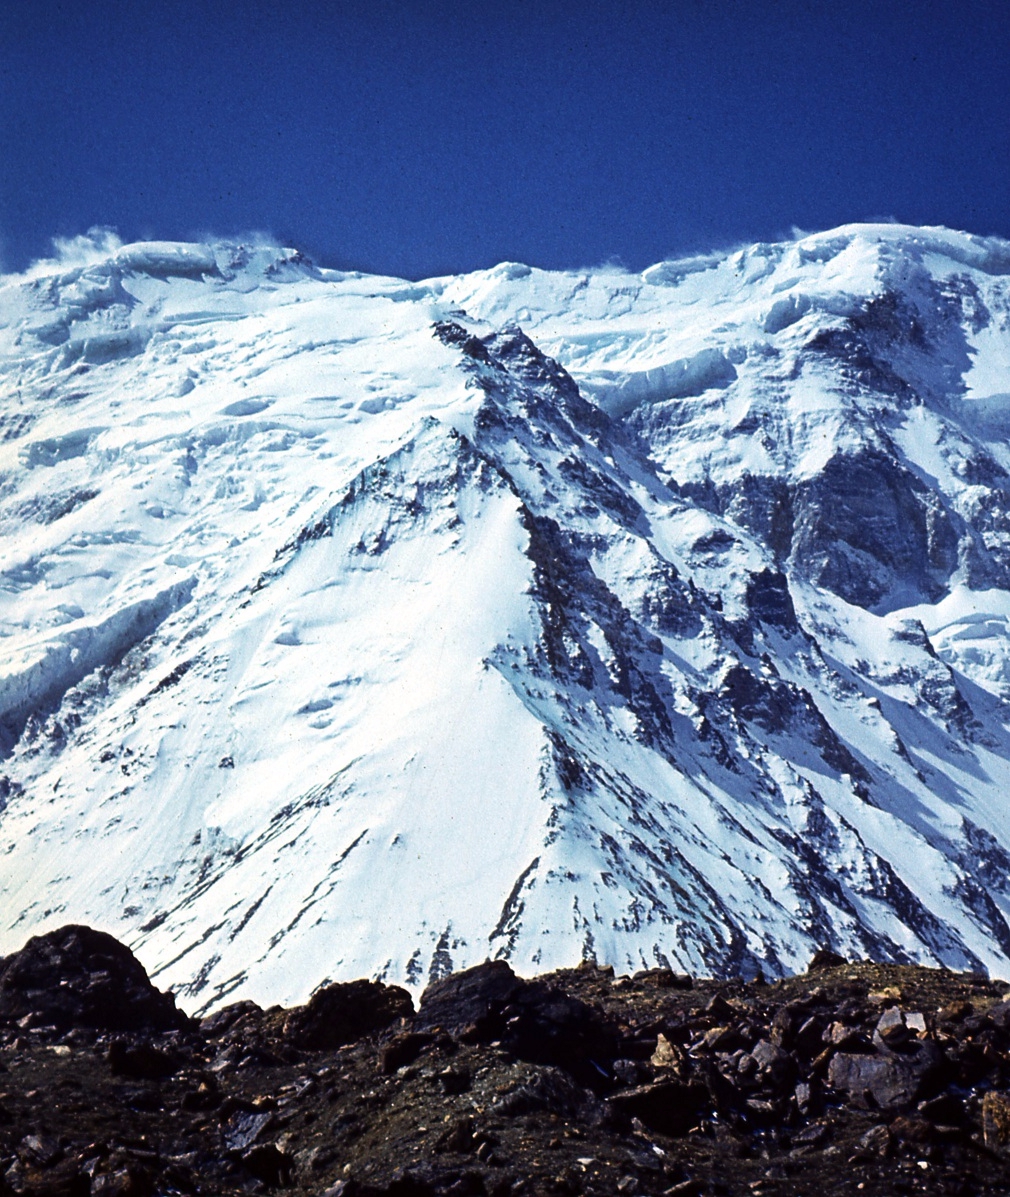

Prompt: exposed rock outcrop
[0,924,189,1033]
[2,927,1010,1195]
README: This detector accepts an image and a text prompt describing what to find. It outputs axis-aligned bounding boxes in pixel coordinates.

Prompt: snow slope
[2,226,1010,1010]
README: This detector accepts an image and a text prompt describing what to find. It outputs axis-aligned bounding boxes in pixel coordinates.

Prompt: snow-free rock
[282,979,413,1049]
[414,960,616,1087]
[827,1040,943,1110]
[2,944,1010,1196]
[0,924,189,1032]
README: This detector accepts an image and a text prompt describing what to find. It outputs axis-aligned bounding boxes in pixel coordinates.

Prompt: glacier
[1,225,1010,1010]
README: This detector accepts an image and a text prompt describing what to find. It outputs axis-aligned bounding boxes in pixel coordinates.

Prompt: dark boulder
[199,999,263,1037]
[439,1066,471,1095]
[414,960,616,1088]
[108,1038,181,1080]
[224,1108,276,1152]
[807,948,847,972]
[283,979,413,1050]
[89,1166,154,1197]
[632,968,693,989]
[606,1079,709,1136]
[414,960,523,1036]
[749,1037,798,1092]
[983,1090,1010,1156]
[240,1144,293,1188]
[491,1065,590,1118]
[21,1159,90,1197]
[987,999,1010,1030]
[379,1031,435,1074]
[828,1040,942,1110]
[0,925,189,1033]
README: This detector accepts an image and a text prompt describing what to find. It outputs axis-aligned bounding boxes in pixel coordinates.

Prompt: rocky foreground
[3,930,1010,1195]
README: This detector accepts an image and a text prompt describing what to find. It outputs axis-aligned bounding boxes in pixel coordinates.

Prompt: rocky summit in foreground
[3,224,1010,1003]
[5,927,1010,1196]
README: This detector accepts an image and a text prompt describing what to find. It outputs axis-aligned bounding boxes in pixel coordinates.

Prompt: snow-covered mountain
[2,224,1010,1011]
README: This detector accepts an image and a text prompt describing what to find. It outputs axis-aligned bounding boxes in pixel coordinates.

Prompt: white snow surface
[2,225,1010,1010]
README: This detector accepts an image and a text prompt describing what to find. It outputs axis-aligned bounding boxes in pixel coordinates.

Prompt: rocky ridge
[4,926,1010,1196]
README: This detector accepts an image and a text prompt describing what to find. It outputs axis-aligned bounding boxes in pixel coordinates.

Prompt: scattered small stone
[937,1000,973,1023]
[983,1090,1010,1155]
[792,1121,828,1146]
[868,986,903,1004]
[874,1006,910,1048]
[650,1033,683,1071]
[850,1124,891,1161]
[632,969,692,990]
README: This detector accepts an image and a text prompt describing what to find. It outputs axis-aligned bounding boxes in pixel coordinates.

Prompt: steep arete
[1,225,1010,1009]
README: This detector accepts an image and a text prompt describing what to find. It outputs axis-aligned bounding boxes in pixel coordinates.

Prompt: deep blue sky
[1,0,1008,278]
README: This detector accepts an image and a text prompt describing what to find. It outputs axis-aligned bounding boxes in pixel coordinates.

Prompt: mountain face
[2,225,1010,1011]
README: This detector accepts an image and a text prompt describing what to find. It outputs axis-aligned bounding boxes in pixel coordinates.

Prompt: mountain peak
[2,222,1010,1007]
